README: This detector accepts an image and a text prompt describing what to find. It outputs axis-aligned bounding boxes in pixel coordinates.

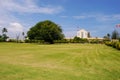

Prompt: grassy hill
[0,43,120,80]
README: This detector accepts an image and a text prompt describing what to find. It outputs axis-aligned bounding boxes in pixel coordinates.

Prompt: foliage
[27,20,64,44]
[54,39,69,43]
[107,33,111,39]
[54,37,104,44]
[0,35,4,42]
[103,33,111,41]
[111,30,119,39]
[0,27,9,42]
[105,41,120,50]
[54,37,89,43]
[25,39,45,44]
[2,34,9,41]
[73,36,89,43]
[7,39,23,43]
[2,27,8,34]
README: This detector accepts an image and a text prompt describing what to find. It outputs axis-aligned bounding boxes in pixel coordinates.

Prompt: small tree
[73,36,88,43]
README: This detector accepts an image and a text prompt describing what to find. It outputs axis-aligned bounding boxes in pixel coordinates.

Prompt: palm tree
[2,27,7,34]
[2,27,8,41]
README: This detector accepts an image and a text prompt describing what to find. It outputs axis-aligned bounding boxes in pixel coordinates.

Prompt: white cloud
[60,16,68,18]
[0,0,64,38]
[0,20,4,25]
[72,16,87,19]
[73,14,120,22]
[113,14,120,20]
[8,22,24,32]
[0,0,63,14]
[0,11,18,25]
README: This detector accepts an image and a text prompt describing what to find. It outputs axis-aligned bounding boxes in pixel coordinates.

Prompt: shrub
[0,38,4,42]
[116,42,120,50]
[105,41,120,50]
[25,39,44,44]
[54,39,69,44]
[105,41,112,46]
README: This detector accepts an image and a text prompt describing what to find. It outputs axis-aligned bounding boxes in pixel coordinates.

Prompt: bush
[105,41,112,46]
[25,39,44,44]
[115,42,120,50]
[105,41,120,50]
[73,37,89,43]
[89,39,103,44]
[0,38,4,42]
[54,39,69,44]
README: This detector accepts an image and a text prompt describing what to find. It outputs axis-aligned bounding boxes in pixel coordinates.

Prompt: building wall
[77,29,88,38]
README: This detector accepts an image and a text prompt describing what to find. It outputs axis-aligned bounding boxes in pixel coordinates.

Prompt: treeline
[23,36,104,44]
[1,20,120,46]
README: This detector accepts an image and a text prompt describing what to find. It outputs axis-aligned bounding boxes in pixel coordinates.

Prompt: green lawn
[0,43,120,80]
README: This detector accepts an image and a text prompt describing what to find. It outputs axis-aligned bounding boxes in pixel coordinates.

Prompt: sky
[0,0,120,39]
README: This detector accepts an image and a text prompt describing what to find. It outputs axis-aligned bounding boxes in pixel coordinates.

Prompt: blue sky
[0,0,120,38]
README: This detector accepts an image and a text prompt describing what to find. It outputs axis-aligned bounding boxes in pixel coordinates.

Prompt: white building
[77,29,89,38]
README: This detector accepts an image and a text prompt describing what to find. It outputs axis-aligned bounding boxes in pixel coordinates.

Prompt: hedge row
[24,39,103,44]
[54,39,89,43]
[105,41,120,50]
[54,39,104,44]
[4,39,104,44]
[24,39,104,44]
[25,40,45,44]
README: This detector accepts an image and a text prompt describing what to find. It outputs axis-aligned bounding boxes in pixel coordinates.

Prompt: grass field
[0,43,120,80]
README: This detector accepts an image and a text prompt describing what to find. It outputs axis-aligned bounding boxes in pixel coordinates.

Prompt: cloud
[95,14,120,22]
[0,10,18,25]
[60,16,68,18]
[0,0,64,38]
[72,14,120,22]
[8,22,24,32]
[72,16,87,19]
[113,14,120,20]
[0,0,63,14]
[6,22,25,38]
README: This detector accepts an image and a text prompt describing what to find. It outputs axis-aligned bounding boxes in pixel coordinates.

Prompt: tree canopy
[27,20,64,43]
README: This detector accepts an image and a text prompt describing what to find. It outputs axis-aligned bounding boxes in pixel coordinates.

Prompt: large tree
[27,20,64,43]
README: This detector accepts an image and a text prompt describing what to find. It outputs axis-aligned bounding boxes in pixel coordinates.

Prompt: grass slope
[0,43,120,80]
